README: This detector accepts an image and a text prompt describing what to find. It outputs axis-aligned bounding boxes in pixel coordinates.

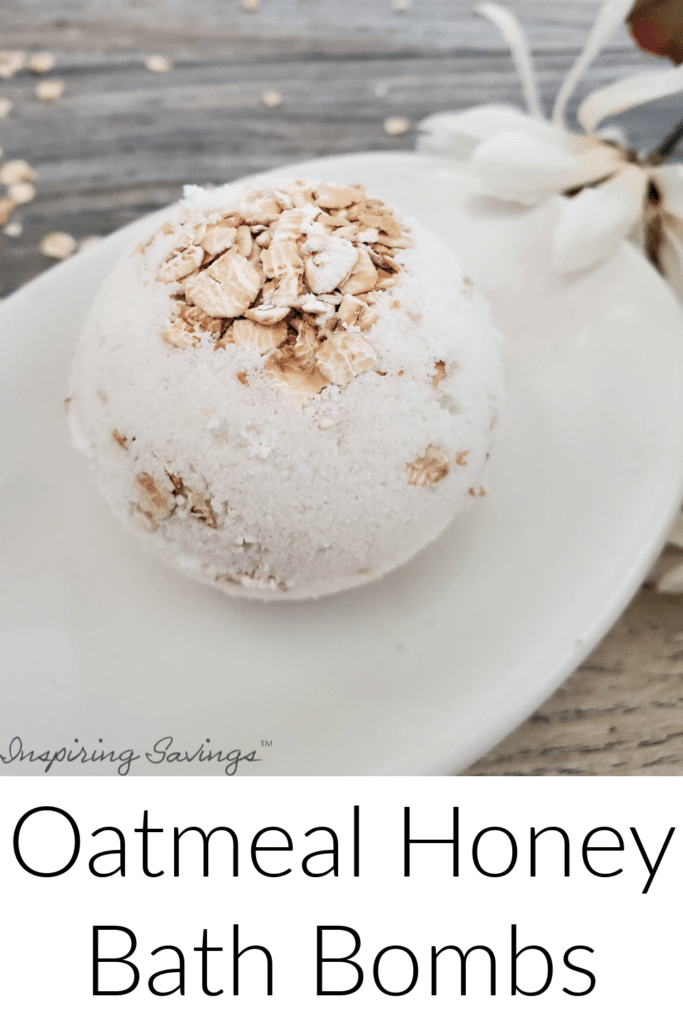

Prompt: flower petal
[476,3,543,118]
[552,164,647,273]
[652,163,683,222]
[656,216,683,302]
[470,131,625,205]
[417,104,563,159]
[579,65,683,133]
[553,0,635,128]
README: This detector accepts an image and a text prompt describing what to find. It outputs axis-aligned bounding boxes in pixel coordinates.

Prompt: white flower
[417,0,683,283]
[420,1,683,590]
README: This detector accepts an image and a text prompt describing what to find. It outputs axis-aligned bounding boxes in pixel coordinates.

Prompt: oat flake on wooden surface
[8,182,35,204]
[0,51,25,79]
[27,52,55,74]
[40,231,76,258]
[384,116,411,135]
[144,55,172,73]
[35,79,65,101]
[0,160,35,185]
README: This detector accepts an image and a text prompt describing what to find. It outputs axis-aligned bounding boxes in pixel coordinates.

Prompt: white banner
[0,777,678,1020]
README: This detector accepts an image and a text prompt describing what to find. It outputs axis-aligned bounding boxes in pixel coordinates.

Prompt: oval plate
[2,152,683,776]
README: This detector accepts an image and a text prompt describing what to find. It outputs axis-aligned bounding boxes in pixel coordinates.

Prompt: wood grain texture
[1,0,682,775]
[465,571,683,776]
[0,0,667,296]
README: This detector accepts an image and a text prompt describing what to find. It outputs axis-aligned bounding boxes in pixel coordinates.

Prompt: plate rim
[3,150,683,777]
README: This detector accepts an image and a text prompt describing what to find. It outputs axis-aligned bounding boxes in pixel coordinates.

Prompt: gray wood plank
[0,1,642,55]
[465,569,683,776]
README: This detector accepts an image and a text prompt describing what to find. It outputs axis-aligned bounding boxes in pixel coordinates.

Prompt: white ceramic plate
[2,152,683,777]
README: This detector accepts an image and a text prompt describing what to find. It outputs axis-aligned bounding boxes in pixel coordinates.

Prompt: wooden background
[2,0,682,774]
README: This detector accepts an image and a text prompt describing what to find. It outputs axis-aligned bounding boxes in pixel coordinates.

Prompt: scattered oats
[145,55,172,73]
[407,445,449,487]
[318,417,335,429]
[0,198,15,225]
[265,348,329,395]
[35,78,65,101]
[430,360,447,388]
[40,231,77,259]
[0,98,13,118]
[214,323,235,350]
[314,182,365,209]
[241,195,281,224]
[187,252,261,317]
[202,222,236,256]
[3,219,22,236]
[27,52,55,73]
[242,0,261,8]
[234,223,253,257]
[156,239,203,283]
[299,294,331,315]
[186,489,218,528]
[0,160,36,185]
[233,316,288,354]
[0,51,25,79]
[315,331,376,386]
[262,238,302,279]
[8,181,35,204]
[341,248,378,294]
[244,303,290,325]
[262,89,282,107]
[304,237,356,293]
[78,235,103,252]
[136,472,175,523]
[338,294,379,330]
[384,116,411,136]
[162,322,193,349]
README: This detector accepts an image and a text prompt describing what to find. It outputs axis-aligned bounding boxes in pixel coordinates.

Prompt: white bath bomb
[69,178,503,599]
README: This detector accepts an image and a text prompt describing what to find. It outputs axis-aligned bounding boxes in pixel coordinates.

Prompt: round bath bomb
[68,178,503,599]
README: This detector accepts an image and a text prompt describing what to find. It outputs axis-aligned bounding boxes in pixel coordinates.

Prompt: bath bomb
[68,178,503,600]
